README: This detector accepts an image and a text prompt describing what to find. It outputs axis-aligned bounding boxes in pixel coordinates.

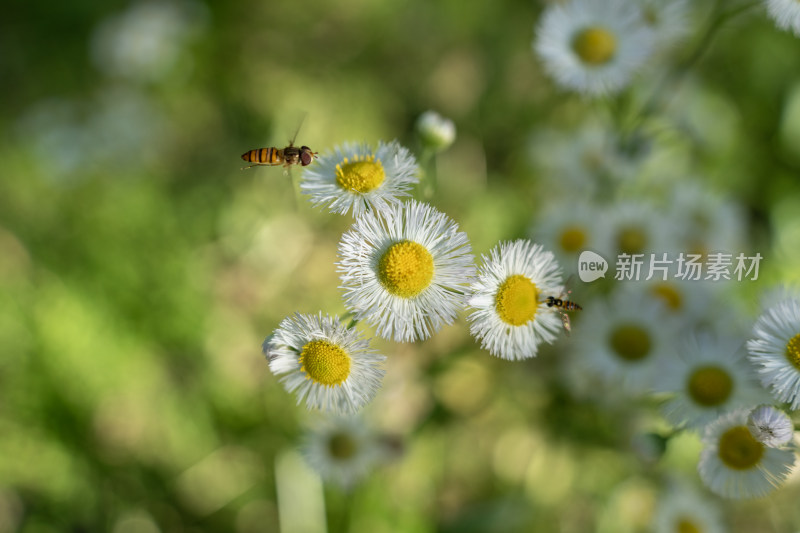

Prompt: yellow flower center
[572,27,617,66]
[785,333,800,370]
[378,240,435,298]
[687,365,733,407]
[718,425,764,470]
[651,283,683,311]
[609,324,651,362]
[495,274,539,326]
[328,432,357,460]
[335,155,386,193]
[617,226,647,255]
[559,226,587,253]
[299,339,351,387]
[676,517,702,533]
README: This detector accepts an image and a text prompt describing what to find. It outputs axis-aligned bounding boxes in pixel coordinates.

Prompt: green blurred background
[3,0,800,531]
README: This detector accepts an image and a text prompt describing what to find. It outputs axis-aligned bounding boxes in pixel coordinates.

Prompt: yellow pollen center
[617,227,647,255]
[718,426,764,470]
[328,432,358,460]
[785,333,800,370]
[572,27,617,66]
[335,155,386,193]
[378,240,435,298]
[651,283,683,311]
[559,226,587,253]
[495,274,539,326]
[299,339,351,387]
[676,518,702,533]
[609,324,651,362]
[687,365,733,407]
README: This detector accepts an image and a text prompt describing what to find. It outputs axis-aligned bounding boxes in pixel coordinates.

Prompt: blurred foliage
[3,0,800,532]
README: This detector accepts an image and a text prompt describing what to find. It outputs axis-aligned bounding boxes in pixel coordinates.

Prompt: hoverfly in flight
[241,117,318,170]
[545,274,582,335]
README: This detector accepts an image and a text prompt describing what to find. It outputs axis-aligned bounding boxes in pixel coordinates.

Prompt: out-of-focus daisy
[658,333,768,430]
[530,202,612,269]
[90,1,206,82]
[637,0,691,51]
[607,201,680,259]
[766,0,800,37]
[416,111,455,152]
[301,416,383,489]
[670,181,746,262]
[534,0,655,96]
[638,277,715,323]
[301,140,419,217]
[528,123,641,201]
[698,409,795,499]
[263,313,386,414]
[652,480,725,533]
[747,297,800,409]
[467,240,563,361]
[747,405,795,448]
[338,200,475,342]
[574,288,676,394]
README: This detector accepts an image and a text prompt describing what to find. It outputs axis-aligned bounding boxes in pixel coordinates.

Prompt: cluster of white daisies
[261,124,586,486]
[534,0,800,97]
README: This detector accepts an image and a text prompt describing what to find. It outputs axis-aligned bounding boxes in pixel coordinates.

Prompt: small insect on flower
[241,118,318,170]
[545,274,582,335]
[747,405,794,448]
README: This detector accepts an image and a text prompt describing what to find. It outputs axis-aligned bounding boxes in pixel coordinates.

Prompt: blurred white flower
[765,0,800,37]
[574,287,677,394]
[747,405,795,448]
[90,1,206,82]
[652,480,726,533]
[669,181,747,261]
[467,240,563,360]
[747,297,800,409]
[637,0,691,51]
[301,140,419,217]
[599,201,681,260]
[338,200,475,342]
[301,416,384,489]
[534,0,655,95]
[530,202,611,270]
[698,409,795,499]
[416,110,456,152]
[263,313,386,415]
[657,333,768,430]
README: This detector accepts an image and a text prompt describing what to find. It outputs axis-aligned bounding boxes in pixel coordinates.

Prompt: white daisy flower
[90,1,206,82]
[658,333,769,430]
[637,0,691,51]
[528,122,641,202]
[534,0,655,96]
[530,201,612,269]
[573,288,677,394]
[416,110,456,152]
[652,481,725,533]
[747,405,795,448]
[747,297,800,409]
[601,201,680,261]
[263,313,386,414]
[301,416,383,489]
[467,240,563,361]
[766,0,800,37]
[670,181,746,263]
[337,200,475,342]
[698,408,795,499]
[301,140,419,217]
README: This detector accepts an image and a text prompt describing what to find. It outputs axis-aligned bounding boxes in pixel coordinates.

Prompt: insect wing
[560,311,572,336]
